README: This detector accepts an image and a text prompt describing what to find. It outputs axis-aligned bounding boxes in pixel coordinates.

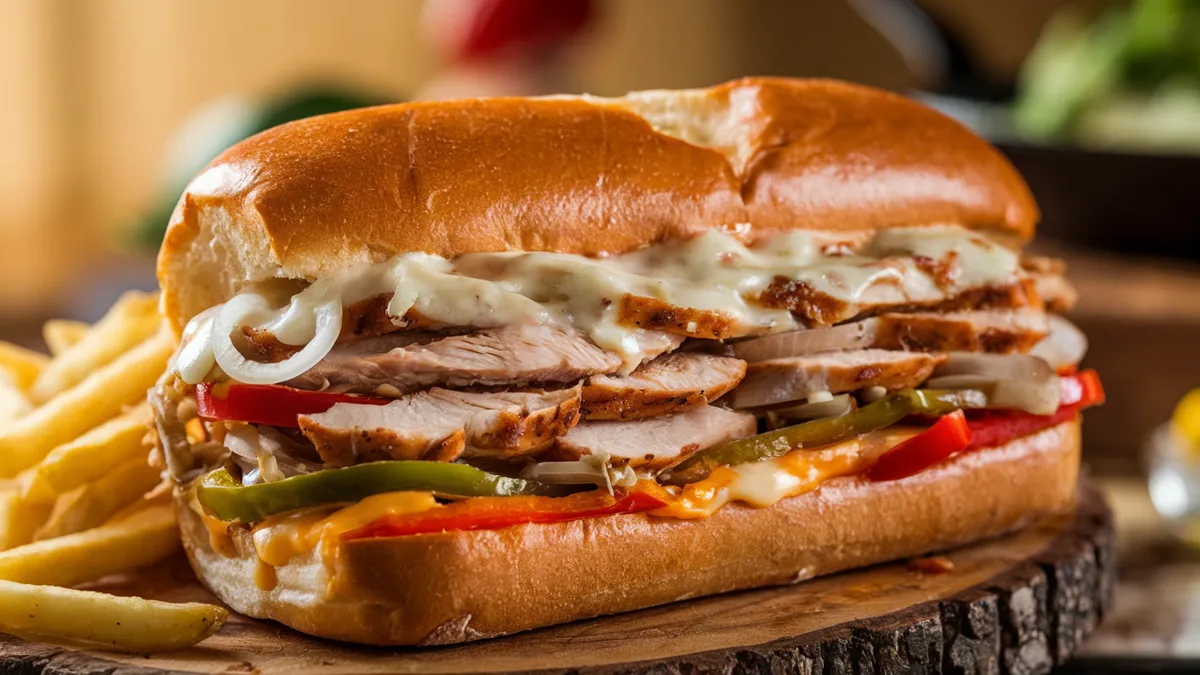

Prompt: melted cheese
[199,512,237,558]
[654,427,921,518]
[250,491,438,593]
[175,225,1021,383]
[254,557,278,591]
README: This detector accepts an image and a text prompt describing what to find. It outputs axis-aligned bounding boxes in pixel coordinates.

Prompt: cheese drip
[176,225,1021,385]
[654,426,919,518]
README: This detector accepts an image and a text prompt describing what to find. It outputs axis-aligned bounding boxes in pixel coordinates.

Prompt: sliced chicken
[628,329,688,362]
[873,309,1049,354]
[611,283,1042,342]
[617,295,739,339]
[554,405,757,471]
[1022,256,1077,313]
[582,352,746,420]
[728,349,947,409]
[298,386,582,467]
[733,309,1048,362]
[340,295,449,339]
[752,277,1038,327]
[1021,255,1065,276]
[1030,274,1077,314]
[288,324,623,396]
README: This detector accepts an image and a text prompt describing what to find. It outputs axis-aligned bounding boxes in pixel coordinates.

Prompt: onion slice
[766,394,855,429]
[922,374,997,390]
[931,353,1060,415]
[222,424,261,463]
[212,292,344,385]
[732,319,878,362]
[175,307,219,385]
[1030,315,1088,370]
[521,454,637,494]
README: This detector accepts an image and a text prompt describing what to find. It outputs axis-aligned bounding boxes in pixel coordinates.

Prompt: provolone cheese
[654,427,920,518]
[175,225,1022,382]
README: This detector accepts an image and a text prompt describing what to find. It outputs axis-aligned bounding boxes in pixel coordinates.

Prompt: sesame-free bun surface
[158,77,1038,333]
[178,419,1078,646]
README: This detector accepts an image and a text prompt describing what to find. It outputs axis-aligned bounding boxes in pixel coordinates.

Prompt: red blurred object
[459,0,591,60]
[436,0,593,62]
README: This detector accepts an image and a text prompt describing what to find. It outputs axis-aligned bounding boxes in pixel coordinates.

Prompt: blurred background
[3,0,1200,662]
[0,0,1139,317]
[4,0,1196,315]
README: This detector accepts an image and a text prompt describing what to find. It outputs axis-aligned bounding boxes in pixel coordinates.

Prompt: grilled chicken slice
[873,309,1049,354]
[1030,274,1077,314]
[751,276,1039,327]
[614,282,1041,340]
[581,352,747,420]
[728,349,947,409]
[554,405,757,471]
[298,386,582,467]
[617,295,741,339]
[288,324,623,396]
[732,309,1047,362]
[1022,256,1077,313]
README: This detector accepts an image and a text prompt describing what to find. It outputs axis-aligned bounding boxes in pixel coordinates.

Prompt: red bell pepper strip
[343,486,668,540]
[1060,369,1104,408]
[965,406,1077,452]
[868,410,972,482]
[195,383,390,428]
[870,371,1105,481]
[967,369,1104,451]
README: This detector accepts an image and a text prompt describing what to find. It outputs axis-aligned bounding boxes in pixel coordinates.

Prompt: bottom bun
[178,418,1081,646]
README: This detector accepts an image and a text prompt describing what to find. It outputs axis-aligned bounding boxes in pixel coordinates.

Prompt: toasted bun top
[158,77,1037,332]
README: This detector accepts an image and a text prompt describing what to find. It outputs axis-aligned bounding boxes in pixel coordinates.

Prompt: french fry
[29,291,160,403]
[15,467,56,505]
[0,370,32,424]
[0,503,178,586]
[0,580,226,653]
[0,330,172,477]
[34,457,162,540]
[104,486,172,525]
[26,403,152,498]
[0,342,48,391]
[0,487,52,552]
[42,319,90,356]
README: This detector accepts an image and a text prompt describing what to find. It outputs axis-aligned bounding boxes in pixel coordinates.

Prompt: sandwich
[150,77,1103,646]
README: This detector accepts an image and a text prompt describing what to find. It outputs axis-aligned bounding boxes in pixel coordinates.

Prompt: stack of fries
[0,292,226,652]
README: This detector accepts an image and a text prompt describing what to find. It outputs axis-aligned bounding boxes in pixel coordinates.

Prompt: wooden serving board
[0,479,1114,675]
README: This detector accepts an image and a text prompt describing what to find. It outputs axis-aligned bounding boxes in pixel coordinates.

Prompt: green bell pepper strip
[196,461,569,523]
[661,388,988,486]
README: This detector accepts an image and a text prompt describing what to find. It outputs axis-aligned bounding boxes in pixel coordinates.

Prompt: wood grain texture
[0,478,1113,675]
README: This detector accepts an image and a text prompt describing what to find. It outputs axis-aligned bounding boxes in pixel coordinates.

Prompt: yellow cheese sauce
[249,491,437,592]
[199,512,237,558]
[654,426,918,518]
[175,225,1021,384]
